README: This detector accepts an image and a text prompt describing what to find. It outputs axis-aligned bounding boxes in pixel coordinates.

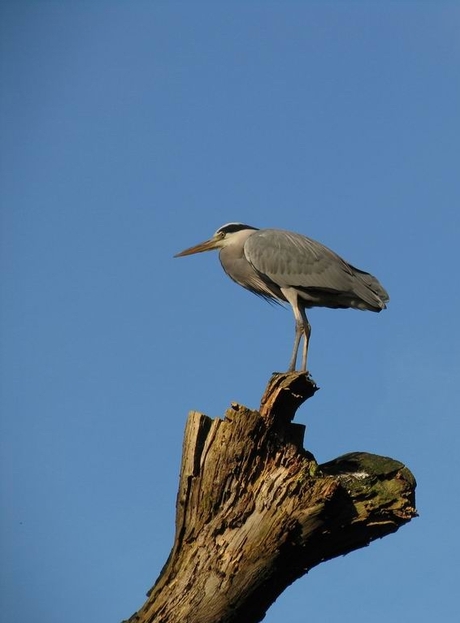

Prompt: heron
[175,223,389,372]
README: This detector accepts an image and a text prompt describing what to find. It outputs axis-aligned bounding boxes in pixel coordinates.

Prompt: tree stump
[123,373,417,623]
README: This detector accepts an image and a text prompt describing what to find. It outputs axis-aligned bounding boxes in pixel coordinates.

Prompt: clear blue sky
[1,2,459,622]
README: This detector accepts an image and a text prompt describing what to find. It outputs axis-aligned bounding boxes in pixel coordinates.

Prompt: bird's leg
[300,309,311,372]
[288,320,303,372]
[282,289,308,372]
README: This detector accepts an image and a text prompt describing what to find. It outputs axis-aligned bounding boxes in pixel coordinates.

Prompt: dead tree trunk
[123,373,417,623]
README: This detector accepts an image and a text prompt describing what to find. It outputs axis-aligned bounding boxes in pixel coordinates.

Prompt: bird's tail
[351,265,389,310]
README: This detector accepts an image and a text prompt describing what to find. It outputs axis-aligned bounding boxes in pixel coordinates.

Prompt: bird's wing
[244,229,387,309]
[244,229,353,288]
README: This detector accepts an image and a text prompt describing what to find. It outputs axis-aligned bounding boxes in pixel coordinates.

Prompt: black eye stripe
[216,223,259,235]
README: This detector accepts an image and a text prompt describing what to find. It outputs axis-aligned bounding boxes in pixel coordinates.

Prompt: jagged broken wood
[123,373,417,623]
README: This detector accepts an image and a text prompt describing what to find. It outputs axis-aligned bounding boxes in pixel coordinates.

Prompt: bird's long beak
[174,237,219,257]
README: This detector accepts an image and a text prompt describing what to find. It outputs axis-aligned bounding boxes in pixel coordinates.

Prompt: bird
[174,223,389,372]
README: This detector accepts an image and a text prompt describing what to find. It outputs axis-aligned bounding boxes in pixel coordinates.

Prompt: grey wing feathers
[347,264,389,305]
[244,229,388,311]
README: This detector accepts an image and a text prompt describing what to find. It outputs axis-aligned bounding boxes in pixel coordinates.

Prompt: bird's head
[174,223,258,257]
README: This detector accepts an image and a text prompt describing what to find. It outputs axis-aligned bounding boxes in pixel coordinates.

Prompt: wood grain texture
[123,373,416,623]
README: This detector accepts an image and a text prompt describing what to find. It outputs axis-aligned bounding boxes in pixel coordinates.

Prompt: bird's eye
[218,231,226,239]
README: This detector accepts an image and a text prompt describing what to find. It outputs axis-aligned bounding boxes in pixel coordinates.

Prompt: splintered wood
[123,373,416,623]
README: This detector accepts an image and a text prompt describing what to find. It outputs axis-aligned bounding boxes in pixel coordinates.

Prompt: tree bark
[123,372,417,623]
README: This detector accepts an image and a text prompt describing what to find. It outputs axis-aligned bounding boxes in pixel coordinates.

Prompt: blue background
[1,2,459,621]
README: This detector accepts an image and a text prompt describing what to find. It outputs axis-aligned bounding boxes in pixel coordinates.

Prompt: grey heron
[175,223,389,372]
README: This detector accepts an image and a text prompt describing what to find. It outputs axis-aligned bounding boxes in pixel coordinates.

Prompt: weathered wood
[123,373,416,623]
